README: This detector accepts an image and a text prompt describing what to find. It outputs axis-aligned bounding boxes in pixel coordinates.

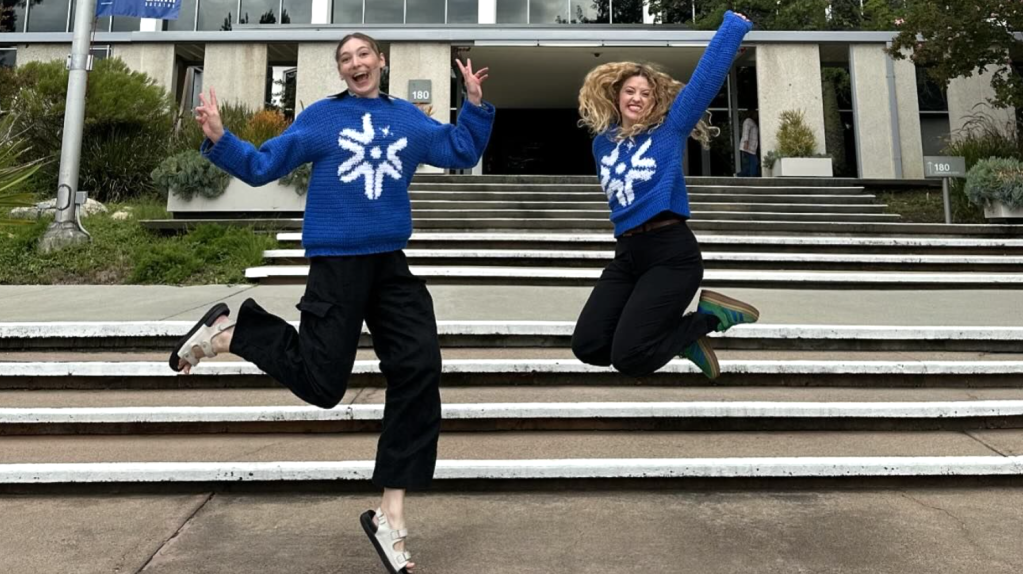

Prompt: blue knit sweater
[592,11,753,236]
[202,93,495,256]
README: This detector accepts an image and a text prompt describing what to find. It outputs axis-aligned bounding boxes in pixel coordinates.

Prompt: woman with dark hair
[170,33,494,574]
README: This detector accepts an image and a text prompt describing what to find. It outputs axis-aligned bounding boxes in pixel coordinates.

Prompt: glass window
[332,0,361,23]
[496,0,525,23]
[166,0,196,31]
[1,0,28,33]
[916,66,949,112]
[447,0,476,23]
[571,0,604,23]
[365,0,401,23]
[612,0,643,23]
[0,48,15,67]
[530,0,567,23]
[281,0,310,24]
[69,0,109,31]
[27,0,70,32]
[198,0,236,30]
[407,0,443,23]
[111,16,140,31]
[240,0,277,24]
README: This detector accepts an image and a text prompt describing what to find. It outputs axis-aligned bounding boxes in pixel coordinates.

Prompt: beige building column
[849,44,897,179]
[113,44,177,95]
[388,42,453,172]
[202,43,268,111]
[296,43,345,114]
[755,44,827,158]
[948,66,1017,141]
[892,56,924,179]
[15,44,71,65]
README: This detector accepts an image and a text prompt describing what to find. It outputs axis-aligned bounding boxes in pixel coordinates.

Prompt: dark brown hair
[335,33,382,63]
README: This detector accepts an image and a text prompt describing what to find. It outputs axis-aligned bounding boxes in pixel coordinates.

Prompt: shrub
[943,111,1023,210]
[130,223,274,284]
[151,150,231,201]
[280,163,311,195]
[239,109,290,147]
[776,110,818,158]
[0,113,47,225]
[6,58,175,203]
[965,157,1023,210]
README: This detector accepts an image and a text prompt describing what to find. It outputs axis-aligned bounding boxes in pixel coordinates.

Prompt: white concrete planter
[167,178,306,214]
[775,158,834,178]
[984,202,1023,221]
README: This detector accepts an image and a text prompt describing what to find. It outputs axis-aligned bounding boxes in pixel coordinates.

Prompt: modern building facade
[1,0,1014,178]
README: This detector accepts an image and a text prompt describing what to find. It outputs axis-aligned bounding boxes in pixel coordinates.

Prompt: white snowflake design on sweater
[337,113,409,200]
[599,138,656,207]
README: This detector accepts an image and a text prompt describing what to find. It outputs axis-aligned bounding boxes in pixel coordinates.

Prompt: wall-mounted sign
[409,80,432,103]
[924,156,967,179]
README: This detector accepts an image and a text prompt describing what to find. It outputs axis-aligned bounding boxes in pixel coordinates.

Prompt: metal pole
[942,177,952,224]
[39,0,96,253]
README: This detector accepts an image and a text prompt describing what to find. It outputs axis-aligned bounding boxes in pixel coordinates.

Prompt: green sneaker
[681,337,720,380]
[698,290,761,332]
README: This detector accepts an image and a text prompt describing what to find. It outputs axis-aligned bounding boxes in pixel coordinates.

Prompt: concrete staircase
[2,321,1023,487]
[242,175,1023,287]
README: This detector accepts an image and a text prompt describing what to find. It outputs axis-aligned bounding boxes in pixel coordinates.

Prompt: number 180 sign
[924,156,966,179]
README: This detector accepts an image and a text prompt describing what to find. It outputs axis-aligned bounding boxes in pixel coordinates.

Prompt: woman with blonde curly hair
[571,11,760,380]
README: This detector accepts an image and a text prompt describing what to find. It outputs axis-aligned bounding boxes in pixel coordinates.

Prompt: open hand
[195,88,225,144]
[456,58,489,107]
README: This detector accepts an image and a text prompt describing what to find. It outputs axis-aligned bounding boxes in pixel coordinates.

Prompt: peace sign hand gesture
[455,58,489,107]
[195,87,225,145]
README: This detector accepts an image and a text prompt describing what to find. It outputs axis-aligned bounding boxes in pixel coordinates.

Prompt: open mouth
[352,71,370,85]
[627,104,643,114]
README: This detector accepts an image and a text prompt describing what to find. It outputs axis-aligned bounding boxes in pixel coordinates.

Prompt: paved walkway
[2,489,1023,574]
[2,285,1022,326]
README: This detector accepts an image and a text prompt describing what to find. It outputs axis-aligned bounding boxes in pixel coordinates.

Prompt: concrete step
[140,218,1023,237]
[3,357,1022,390]
[409,200,889,214]
[261,249,1023,272]
[5,322,1019,353]
[5,394,1023,434]
[410,209,899,223]
[410,174,887,188]
[0,430,1017,485]
[409,190,880,204]
[277,232,1023,255]
[245,265,1023,288]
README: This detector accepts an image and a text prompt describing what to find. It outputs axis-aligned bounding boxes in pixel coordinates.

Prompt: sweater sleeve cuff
[200,129,243,167]
[723,10,754,33]
[461,99,495,120]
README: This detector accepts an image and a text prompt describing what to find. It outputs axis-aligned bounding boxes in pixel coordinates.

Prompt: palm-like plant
[0,113,46,226]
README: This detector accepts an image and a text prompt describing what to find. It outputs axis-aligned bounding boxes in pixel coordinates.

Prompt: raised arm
[197,89,316,187]
[665,11,753,136]
[422,99,495,169]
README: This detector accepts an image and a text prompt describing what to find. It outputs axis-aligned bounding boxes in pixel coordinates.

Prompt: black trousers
[572,221,719,376]
[230,251,442,490]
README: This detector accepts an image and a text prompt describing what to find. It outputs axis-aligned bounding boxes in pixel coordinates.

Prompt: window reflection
[166,0,196,31]
[1,0,28,33]
[240,0,277,24]
[27,0,70,32]
[496,0,526,23]
[447,0,476,23]
[197,0,235,30]
[332,0,361,23]
[281,0,310,24]
[530,0,567,24]
[407,0,444,24]
[365,0,401,23]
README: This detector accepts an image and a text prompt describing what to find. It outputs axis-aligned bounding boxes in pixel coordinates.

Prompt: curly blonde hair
[578,61,719,148]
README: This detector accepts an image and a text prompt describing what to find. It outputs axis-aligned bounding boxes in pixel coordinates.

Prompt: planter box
[167,178,306,215]
[984,202,1023,222]
[775,157,833,178]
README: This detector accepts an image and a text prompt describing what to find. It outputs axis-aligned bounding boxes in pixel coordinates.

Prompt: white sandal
[360,508,413,574]
[169,303,236,372]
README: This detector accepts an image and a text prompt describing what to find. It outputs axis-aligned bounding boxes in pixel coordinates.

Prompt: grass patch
[0,197,276,285]
[875,188,987,224]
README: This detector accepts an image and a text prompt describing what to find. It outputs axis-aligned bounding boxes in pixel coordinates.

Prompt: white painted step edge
[277,232,1023,247]
[244,266,1023,284]
[261,249,1023,265]
[3,457,1023,483]
[3,322,1021,341]
[3,360,1022,377]
[5,401,1023,424]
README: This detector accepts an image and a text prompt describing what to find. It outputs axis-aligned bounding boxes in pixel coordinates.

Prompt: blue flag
[96,0,182,19]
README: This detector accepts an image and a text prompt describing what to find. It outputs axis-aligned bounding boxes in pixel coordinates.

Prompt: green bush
[0,113,47,225]
[280,163,311,195]
[130,224,274,284]
[965,157,1023,210]
[777,110,818,158]
[943,112,1023,210]
[6,58,175,203]
[151,150,231,201]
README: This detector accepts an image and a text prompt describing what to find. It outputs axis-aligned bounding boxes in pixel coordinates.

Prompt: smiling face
[337,36,386,98]
[617,74,654,129]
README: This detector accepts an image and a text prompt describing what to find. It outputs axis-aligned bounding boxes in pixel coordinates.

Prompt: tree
[888,0,1023,110]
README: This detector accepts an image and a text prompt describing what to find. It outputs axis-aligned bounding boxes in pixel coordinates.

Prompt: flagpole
[38,0,97,253]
